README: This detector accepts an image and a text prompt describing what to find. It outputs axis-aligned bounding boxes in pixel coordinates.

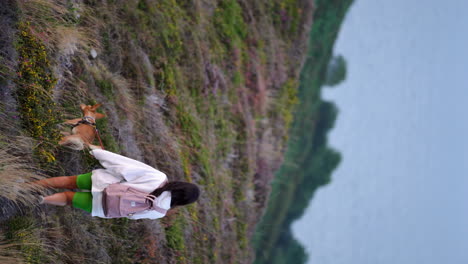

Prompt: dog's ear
[92,103,102,110]
[80,104,87,110]
[95,113,106,119]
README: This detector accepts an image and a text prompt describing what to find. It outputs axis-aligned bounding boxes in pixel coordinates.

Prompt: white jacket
[90,149,171,219]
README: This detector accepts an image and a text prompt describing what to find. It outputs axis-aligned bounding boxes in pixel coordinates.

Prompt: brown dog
[59,103,105,150]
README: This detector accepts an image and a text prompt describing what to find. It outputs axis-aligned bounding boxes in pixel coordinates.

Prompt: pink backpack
[102,181,168,218]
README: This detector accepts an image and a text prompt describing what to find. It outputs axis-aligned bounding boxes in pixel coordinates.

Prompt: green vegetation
[164,215,186,252]
[5,216,49,264]
[253,0,354,263]
[96,79,115,101]
[95,116,120,153]
[213,0,248,50]
[270,0,303,36]
[270,78,300,139]
[325,54,347,87]
[14,22,62,166]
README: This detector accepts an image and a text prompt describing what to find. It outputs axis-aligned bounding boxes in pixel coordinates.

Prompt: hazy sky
[292,0,468,263]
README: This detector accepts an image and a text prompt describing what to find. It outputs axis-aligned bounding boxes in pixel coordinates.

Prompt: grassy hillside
[0,0,314,263]
[253,0,354,263]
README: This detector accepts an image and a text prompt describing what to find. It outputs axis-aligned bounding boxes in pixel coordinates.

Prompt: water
[292,0,468,263]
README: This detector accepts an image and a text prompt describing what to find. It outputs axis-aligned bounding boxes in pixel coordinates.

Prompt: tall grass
[3,216,69,264]
[0,233,24,264]
[0,141,45,206]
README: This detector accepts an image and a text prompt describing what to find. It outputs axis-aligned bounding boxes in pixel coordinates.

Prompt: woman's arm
[90,149,166,183]
[91,149,156,171]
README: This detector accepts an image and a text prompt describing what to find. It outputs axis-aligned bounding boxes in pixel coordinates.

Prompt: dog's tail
[59,136,85,150]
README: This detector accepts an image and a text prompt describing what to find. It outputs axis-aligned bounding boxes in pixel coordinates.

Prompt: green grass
[232,70,244,86]
[213,0,248,49]
[95,114,120,153]
[164,214,187,263]
[104,218,140,264]
[96,79,115,101]
[269,0,302,36]
[236,220,248,250]
[270,78,299,140]
[126,0,186,63]
[175,102,211,178]
[154,61,179,97]
[5,216,49,264]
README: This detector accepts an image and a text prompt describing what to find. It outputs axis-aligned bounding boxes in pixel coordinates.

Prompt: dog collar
[71,116,96,128]
[82,116,96,124]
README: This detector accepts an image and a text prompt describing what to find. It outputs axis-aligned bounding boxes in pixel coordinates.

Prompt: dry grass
[0,140,46,206]
[88,63,136,116]
[17,0,69,23]
[0,235,24,264]
[17,0,99,58]
[0,217,69,264]
[54,26,87,56]
[16,0,70,43]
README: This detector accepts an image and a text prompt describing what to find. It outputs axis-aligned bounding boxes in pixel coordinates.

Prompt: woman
[35,149,200,219]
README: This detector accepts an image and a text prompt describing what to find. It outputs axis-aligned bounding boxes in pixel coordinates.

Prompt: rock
[90,49,98,59]
[0,197,19,222]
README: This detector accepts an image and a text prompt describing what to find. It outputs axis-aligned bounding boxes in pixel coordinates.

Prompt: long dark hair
[150,181,200,208]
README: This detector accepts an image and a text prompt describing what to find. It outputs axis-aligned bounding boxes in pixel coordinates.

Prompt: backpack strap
[146,194,167,214]
[144,180,170,215]
[151,205,168,214]
[159,180,168,188]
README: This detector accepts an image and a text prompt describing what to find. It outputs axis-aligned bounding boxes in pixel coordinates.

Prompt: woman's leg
[34,176,78,189]
[41,191,92,213]
[41,191,75,206]
[35,173,93,212]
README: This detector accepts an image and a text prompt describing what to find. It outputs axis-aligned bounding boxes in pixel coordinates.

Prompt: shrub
[14,22,62,166]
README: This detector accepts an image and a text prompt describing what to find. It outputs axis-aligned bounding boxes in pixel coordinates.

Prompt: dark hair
[150,181,200,208]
